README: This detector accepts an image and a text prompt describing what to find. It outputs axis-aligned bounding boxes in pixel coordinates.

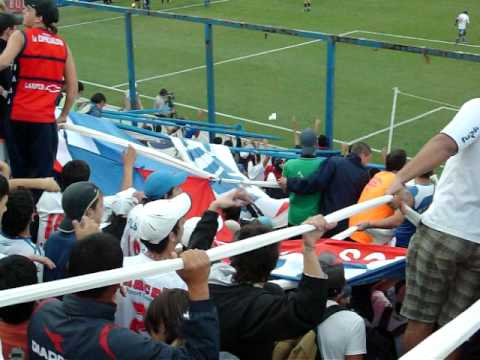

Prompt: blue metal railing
[228,147,341,158]
[102,110,240,130]
[102,111,281,140]
[65,0,480,148]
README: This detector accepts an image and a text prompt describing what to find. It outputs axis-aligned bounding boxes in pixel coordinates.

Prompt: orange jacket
[350,171,395,244]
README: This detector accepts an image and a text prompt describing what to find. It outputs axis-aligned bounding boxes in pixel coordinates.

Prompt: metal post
[205,23,216,142]
[324,37,336,148]
[387,87,399,152]
[125,13,138,122]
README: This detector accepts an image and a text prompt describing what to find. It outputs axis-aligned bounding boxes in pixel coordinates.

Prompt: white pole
[401,299,480,360]
[403,204,422,226]
[387,87,399,153]
[0,195,393,307]
[331,204,422,240]
[220,178,280,189]
[331,226,358,240]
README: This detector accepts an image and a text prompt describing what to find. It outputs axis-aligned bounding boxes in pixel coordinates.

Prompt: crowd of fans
[0,1,479,359]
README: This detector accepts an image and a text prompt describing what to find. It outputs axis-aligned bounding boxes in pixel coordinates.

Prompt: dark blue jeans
[5,120,58,179]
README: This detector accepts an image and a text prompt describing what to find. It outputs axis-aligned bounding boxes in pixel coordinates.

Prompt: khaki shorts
[401,224,480,326]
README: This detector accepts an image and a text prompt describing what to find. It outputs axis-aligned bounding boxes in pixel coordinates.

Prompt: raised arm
[57,46,78,123]
[302,215,336,277]
[189,189,251,250]
[292,117,300,146]
[313,117,321,134]
[121,145,137,191]
[9,177,60,192]
[0,30,23,70]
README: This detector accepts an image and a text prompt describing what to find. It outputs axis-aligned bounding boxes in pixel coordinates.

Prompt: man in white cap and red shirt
[116,188,252,334]
[115,192,191,333]
[120,169,187,257]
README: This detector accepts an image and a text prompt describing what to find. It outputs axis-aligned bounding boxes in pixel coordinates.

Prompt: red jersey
[10,28,67,123]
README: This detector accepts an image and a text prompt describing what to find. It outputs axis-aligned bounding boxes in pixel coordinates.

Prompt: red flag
[180,177,233,243]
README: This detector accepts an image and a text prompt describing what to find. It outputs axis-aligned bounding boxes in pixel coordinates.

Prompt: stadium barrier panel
[64,0,480,148]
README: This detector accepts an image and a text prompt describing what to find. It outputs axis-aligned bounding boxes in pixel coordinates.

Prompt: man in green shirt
[283,128,324,226]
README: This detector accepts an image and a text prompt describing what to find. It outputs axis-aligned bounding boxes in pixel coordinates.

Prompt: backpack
[273,305,348,360]
[364,306,399,360]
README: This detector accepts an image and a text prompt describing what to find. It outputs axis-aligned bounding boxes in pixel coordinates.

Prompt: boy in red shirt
[0,255,38,360]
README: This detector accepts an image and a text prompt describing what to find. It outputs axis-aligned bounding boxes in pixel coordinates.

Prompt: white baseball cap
[181,215,223,247]
[108,188,138,216]
[181,217,201,247]
[138,193,192,244]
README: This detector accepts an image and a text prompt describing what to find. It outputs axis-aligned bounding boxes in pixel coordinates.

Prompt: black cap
[59,182,100,232]
[318,252,346,291]
[25,0,59,25]
[299,128,317,156]
[0,13,22,34]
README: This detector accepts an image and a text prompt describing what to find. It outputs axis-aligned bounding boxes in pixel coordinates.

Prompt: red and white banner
[280,239,406,264]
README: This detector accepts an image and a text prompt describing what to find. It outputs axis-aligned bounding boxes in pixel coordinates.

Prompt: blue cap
[257,216,273,228]
[184,125,200,139]
[144,170,187,200]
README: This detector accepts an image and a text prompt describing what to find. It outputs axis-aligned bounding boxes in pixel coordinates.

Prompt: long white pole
[387,87,399,153]
[401,299,480,360]
[0,195,392,307]
[330,204,422,240]
[403,204,421,226]
[62,124,279,188]
[331,226,358,240]
[219,178,280,189]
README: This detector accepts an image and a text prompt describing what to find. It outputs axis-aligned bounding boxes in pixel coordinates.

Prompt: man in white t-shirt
[317,254,366,360]
[388,98,480,357]
[115,193,191,333]
[455,10,470,43]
